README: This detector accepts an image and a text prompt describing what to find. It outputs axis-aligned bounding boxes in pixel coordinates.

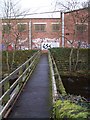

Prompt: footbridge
[0,50,66,119]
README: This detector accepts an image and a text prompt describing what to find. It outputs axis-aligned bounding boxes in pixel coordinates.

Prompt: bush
[53,98,89,119]
[2,50,38,78]
[49,47,89,76]
[49,48,90,119]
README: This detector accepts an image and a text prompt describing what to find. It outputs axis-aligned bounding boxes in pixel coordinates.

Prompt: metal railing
[0,50,41,119]
[48,51,58,103]
[48,51,66,103]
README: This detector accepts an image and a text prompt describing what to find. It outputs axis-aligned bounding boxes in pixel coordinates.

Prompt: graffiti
[43,43,51,49]
[18,38,28,44]
[32,38,60,50]
[41,42,59,50]
[67,40,89,48]
[0,44,5,50]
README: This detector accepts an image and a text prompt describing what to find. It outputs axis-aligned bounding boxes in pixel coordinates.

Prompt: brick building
[31,18,61,50]
[2,18,61,50]
[64,8,88,48]
[2,8,89,50]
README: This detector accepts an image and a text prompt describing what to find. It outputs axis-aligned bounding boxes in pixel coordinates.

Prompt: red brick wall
[31,18,61,49]
[2,19,30,50]
[31,18,61,39]
[2,18,61,50]
[64,8,88,48]
[2,8,89,50]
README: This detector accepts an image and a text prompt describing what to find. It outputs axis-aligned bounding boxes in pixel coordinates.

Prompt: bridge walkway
[7,53,50,118]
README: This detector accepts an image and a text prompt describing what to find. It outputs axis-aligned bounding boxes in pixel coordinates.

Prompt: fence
[48,50,66,103]
[0,50,41,119]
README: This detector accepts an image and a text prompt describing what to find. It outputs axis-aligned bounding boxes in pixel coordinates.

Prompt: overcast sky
[0,0,88,18]
[20,0,57,18]
[20,0,88,18]
[21,0,52,9]
[20,0,87,9]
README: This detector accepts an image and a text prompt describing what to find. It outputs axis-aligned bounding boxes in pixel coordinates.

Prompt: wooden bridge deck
[7,53,50,118]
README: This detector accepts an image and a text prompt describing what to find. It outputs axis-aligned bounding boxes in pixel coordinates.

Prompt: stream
[61,76,90,101]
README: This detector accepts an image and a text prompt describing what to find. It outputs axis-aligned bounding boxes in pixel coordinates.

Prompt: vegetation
[2,50,37,79]
[53,97,89,119]
[49,47,89,77]
[49,47,90,119]
[1,0,31,79]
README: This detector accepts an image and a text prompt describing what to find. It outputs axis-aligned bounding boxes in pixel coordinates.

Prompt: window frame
[75,23,88,33]
[51,22,60,32]
[17,23,27,32]
[33,23,46,32]
[2,23,11,34]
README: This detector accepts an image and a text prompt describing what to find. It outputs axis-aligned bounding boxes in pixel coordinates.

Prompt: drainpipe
[28,20,32,49]
[0,18,2,120]
[0,18,2,81]
[61,12,64,47]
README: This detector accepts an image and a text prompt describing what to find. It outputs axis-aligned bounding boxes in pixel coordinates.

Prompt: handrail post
[0,50,41,119]
[18,67,23,89]
[26,60,30,76]
[2,80,10,106]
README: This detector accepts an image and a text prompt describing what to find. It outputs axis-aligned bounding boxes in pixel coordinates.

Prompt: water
[61,76,90,101]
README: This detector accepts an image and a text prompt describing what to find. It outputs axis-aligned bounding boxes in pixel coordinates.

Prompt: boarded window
[34,24,46,32]
[52,24,60,31]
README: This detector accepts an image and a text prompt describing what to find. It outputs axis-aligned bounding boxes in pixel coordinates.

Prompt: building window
[34,24,46,32]
[52,23,60,32]
[17,23,26,32]
[3,24,11,34]
[75,24,87,33]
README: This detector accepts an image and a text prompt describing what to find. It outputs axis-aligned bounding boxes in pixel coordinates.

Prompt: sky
[20,0,88,18]
[0,0,88,18]
[21,0,52,9]
[20,0,58,18]
[20,0,87,9]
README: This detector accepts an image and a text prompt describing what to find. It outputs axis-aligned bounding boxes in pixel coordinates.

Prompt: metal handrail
[48,51,66,103]
[48,51,58,103]
[51,55,66,95]
[0,51,39,86]
[0,50,41,119]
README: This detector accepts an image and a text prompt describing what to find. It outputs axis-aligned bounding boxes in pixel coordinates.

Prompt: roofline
[64,7,88,14]
[2,18,61,20]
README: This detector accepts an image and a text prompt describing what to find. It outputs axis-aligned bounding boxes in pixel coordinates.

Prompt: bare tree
[2,0,30,75]
[55,0,88,72]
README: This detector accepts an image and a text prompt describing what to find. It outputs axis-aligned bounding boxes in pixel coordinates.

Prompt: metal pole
[28,21,32,49]
[61,12,64,47]
[0,18,2,120]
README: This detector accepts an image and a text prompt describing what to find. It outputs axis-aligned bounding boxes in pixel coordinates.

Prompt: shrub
[2,50,37,78]
[53,98,89,119]
[49,47,89,76]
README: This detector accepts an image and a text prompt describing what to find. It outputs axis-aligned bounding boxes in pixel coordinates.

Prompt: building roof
[64,7,88,14]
